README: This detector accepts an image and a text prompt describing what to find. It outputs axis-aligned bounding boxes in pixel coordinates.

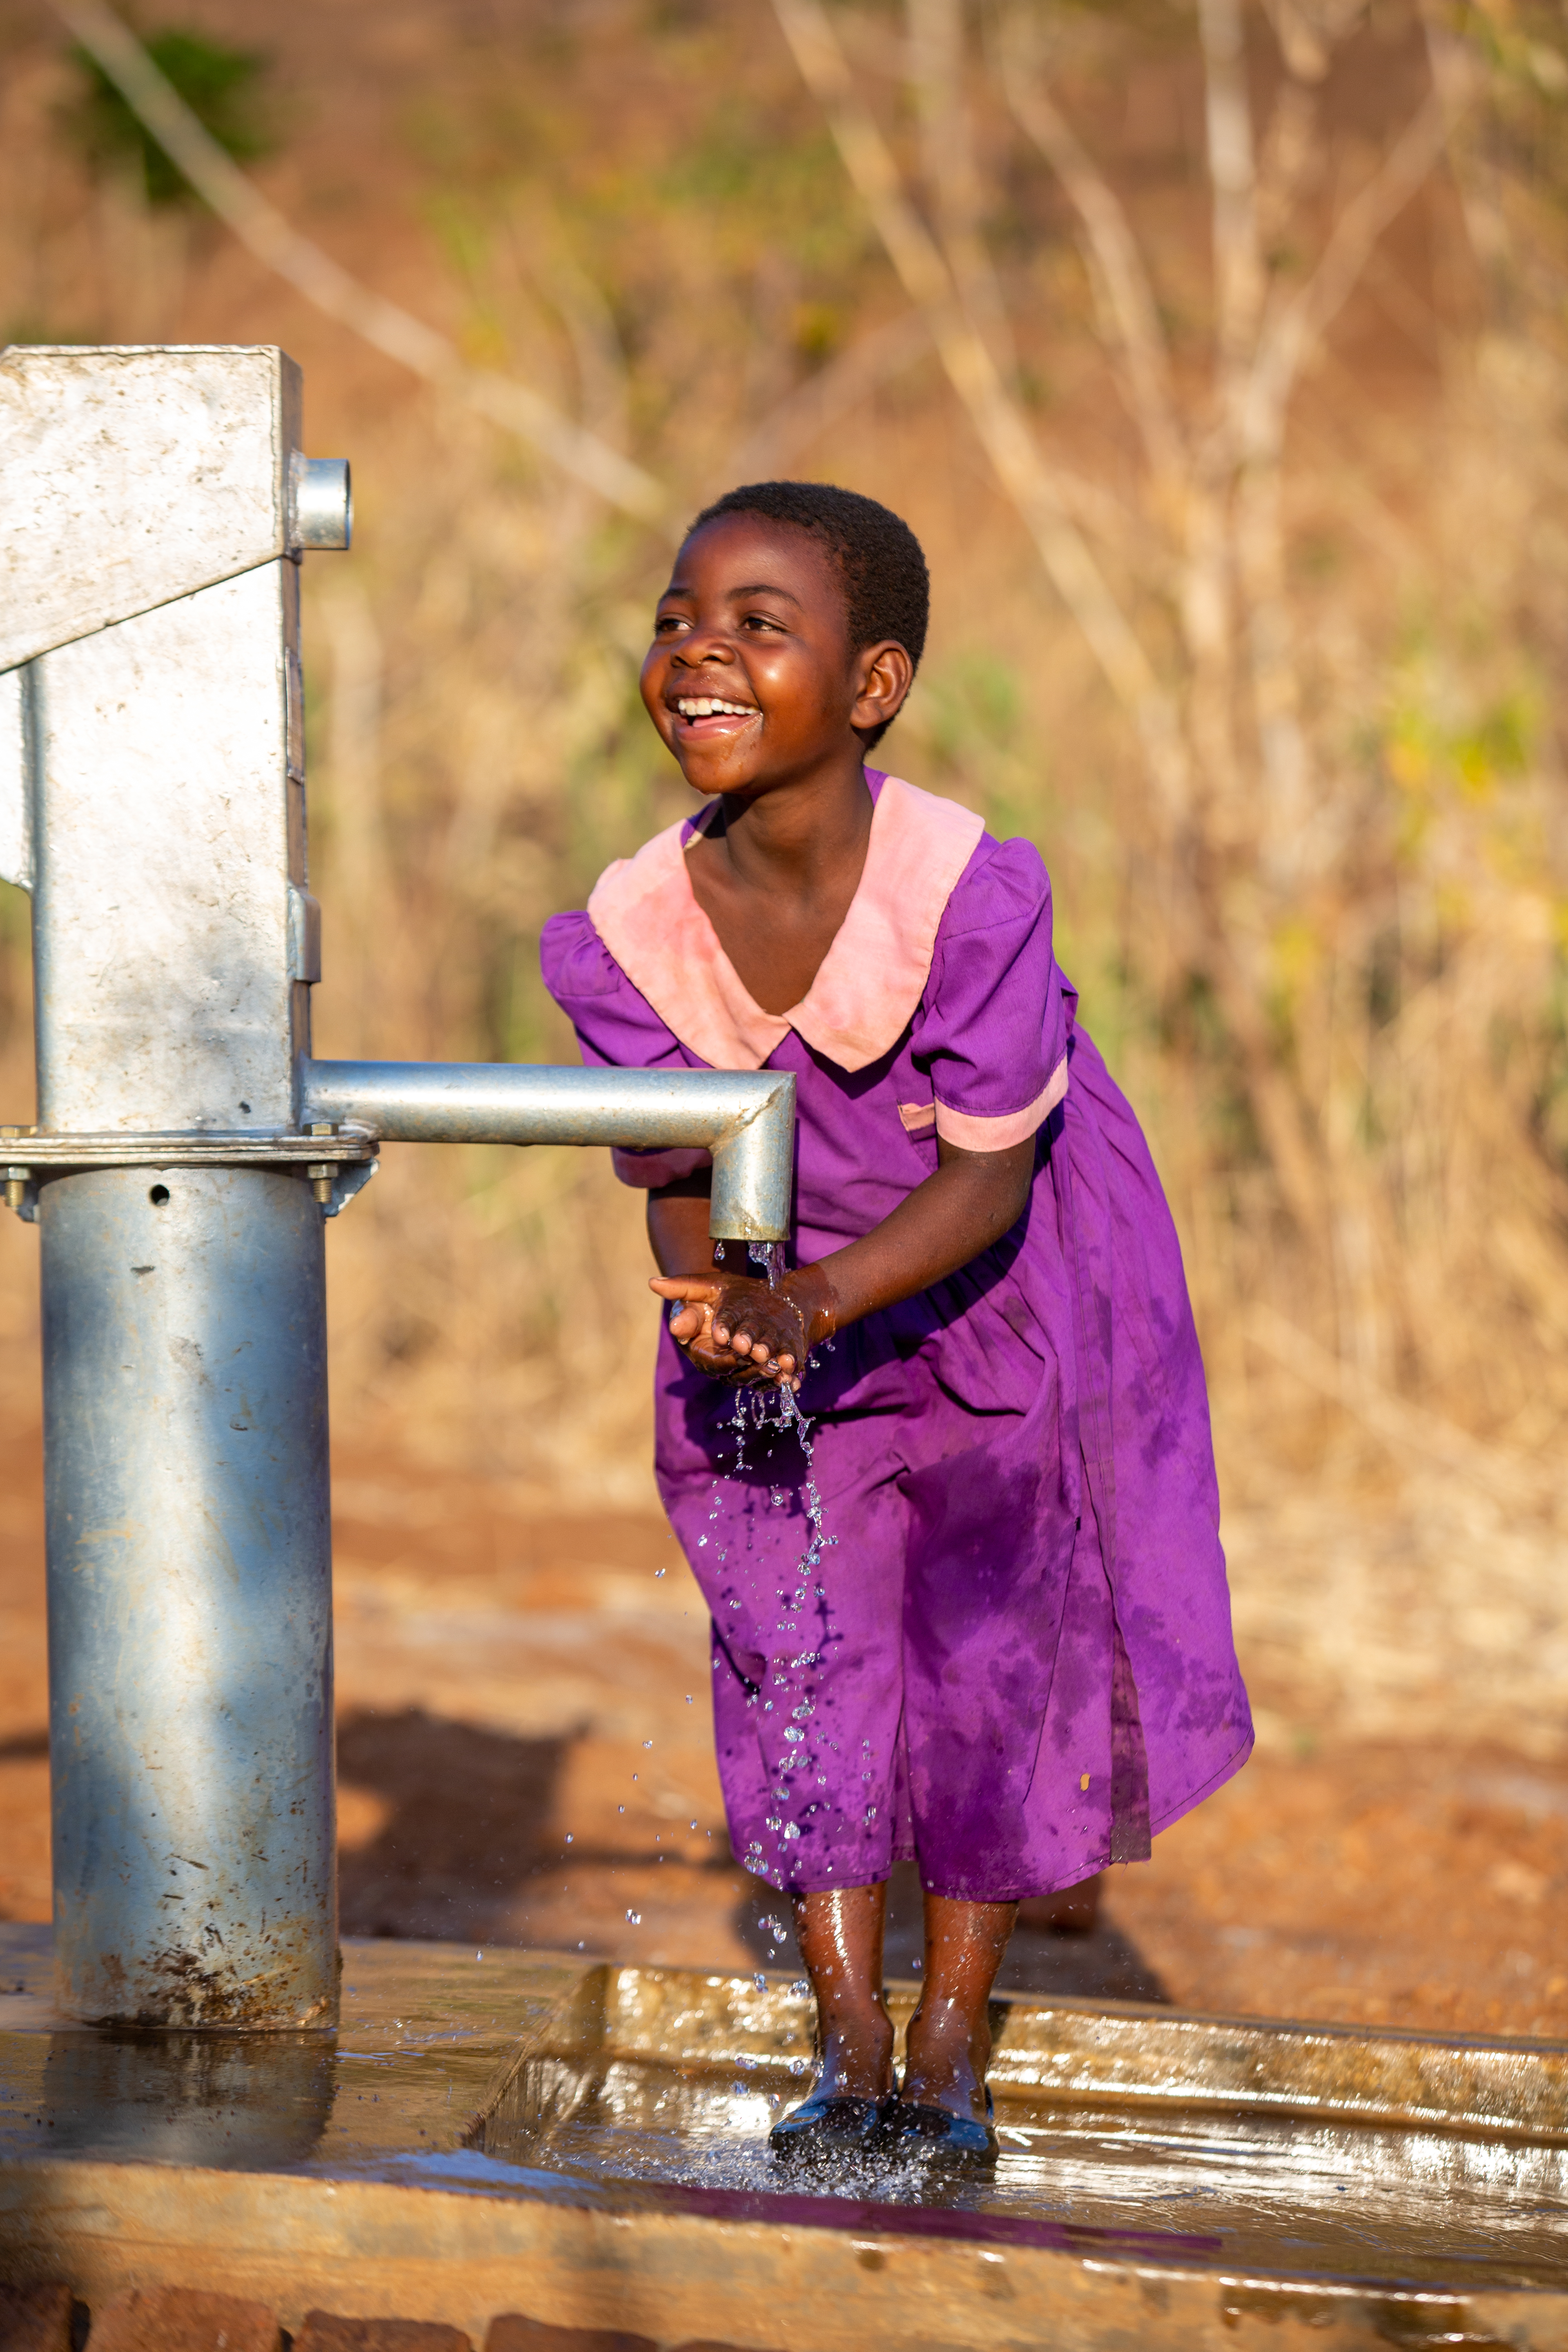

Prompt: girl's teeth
[678,699,755,717]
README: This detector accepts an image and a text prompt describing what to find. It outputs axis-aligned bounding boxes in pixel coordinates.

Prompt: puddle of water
[478,2048,1568,2289]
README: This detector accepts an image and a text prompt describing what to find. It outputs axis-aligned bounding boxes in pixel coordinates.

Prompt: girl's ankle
[898,2060,989,2119]
[900,2010,992,2116]
[816,2055,894,2099]
[816,2010,895,2097]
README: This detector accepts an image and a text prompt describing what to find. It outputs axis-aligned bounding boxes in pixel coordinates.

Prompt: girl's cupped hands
[649,1265,835,1389]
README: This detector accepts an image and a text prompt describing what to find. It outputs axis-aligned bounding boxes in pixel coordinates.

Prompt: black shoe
[886,2089,998,2176]
[768,2089,896,2165]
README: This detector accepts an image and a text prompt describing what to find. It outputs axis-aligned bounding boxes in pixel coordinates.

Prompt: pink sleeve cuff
[933,1054,1068,1152]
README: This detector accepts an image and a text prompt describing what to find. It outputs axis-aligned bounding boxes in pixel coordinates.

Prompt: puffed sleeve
[539,910,713,1189]
[909,837,1070,1150]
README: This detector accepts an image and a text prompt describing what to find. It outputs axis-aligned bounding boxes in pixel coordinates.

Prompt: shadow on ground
[335,1708,744,1957]
[335,1710,1167,1998]
[336,1709,573,1941]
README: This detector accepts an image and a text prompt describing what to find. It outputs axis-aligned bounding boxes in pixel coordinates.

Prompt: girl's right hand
[650,1273,806,1387]
[650,1264,836,1389]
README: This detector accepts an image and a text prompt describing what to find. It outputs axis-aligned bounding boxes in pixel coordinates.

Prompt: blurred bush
[64,25,271,205]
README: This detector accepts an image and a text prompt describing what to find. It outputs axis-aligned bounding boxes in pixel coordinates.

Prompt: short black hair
[686,480,929,749]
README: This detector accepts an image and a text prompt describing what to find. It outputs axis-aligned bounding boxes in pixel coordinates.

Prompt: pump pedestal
[42,1167,334,2027]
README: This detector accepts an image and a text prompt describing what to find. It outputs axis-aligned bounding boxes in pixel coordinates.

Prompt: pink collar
[586,773,985,1072]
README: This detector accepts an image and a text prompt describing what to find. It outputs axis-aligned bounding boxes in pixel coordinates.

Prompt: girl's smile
[666,690,762,748]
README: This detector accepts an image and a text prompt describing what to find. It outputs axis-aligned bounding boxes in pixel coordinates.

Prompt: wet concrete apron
[2,1925,1567,2349]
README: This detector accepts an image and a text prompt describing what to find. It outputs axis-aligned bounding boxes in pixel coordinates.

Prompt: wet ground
[1,1422,1566,2036]
[5,1924,1566,2305]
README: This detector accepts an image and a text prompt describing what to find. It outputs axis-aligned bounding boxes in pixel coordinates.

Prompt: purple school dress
[541,771,1252,1902]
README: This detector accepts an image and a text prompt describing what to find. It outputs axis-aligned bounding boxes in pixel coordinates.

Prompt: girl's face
[640,513,911,800]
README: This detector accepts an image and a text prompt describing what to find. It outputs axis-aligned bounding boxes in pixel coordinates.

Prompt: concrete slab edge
[2,2155,1568,2351]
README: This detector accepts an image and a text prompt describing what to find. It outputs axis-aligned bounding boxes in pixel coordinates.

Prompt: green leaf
[64,25,273,207]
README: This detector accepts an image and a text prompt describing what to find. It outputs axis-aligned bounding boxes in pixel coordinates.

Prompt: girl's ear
[851,639,914,737]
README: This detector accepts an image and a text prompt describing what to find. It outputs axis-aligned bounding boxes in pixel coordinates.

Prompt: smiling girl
[541,481,1252,2175]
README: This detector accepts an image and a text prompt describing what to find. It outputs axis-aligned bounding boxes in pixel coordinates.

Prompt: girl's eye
[654,613,689,635]
[741,613,781,633]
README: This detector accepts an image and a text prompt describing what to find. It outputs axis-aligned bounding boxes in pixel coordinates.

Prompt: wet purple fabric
[540,802,1252,1900]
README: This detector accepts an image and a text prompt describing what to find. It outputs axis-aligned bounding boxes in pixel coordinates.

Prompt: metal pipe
[301,1060,796,1243]
[43,1165,335,2030]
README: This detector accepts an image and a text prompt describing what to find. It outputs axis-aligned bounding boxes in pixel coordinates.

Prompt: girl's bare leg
[900,1893,1018,2120]
[1017,1873,1102,1936]
[792,1882,895,2098]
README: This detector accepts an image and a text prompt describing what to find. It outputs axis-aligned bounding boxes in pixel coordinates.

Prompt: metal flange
[0,1124,379,1220]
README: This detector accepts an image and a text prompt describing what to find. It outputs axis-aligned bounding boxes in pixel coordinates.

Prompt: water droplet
[626,1910,641,1925]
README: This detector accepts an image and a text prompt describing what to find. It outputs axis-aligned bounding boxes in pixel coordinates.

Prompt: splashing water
[690,1238,840,1883]
[732,1251,837,1870]
[731,1247,833,1589]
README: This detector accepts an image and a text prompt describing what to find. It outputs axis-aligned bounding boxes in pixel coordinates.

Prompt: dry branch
[50,0,668,523]
[768,0,1191,822]
[1199,0,1268,373]
[996,14,1184,492]
[724,310,933,486]
[907,0,1018,385]
[1246,91,1452,449]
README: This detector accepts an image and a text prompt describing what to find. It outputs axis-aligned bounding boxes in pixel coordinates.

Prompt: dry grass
[2,0,1568,1735]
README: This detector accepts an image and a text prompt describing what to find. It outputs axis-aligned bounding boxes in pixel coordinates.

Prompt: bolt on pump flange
[1,1125,33,1216]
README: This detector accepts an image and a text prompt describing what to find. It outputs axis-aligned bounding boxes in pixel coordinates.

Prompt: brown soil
[2,1420,1564,2038]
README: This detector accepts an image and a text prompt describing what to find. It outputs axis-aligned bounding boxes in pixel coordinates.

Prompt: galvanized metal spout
[302,1061,795,1243]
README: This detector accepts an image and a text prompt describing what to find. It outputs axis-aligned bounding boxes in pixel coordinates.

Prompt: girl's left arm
[649,1137,1035,1387]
